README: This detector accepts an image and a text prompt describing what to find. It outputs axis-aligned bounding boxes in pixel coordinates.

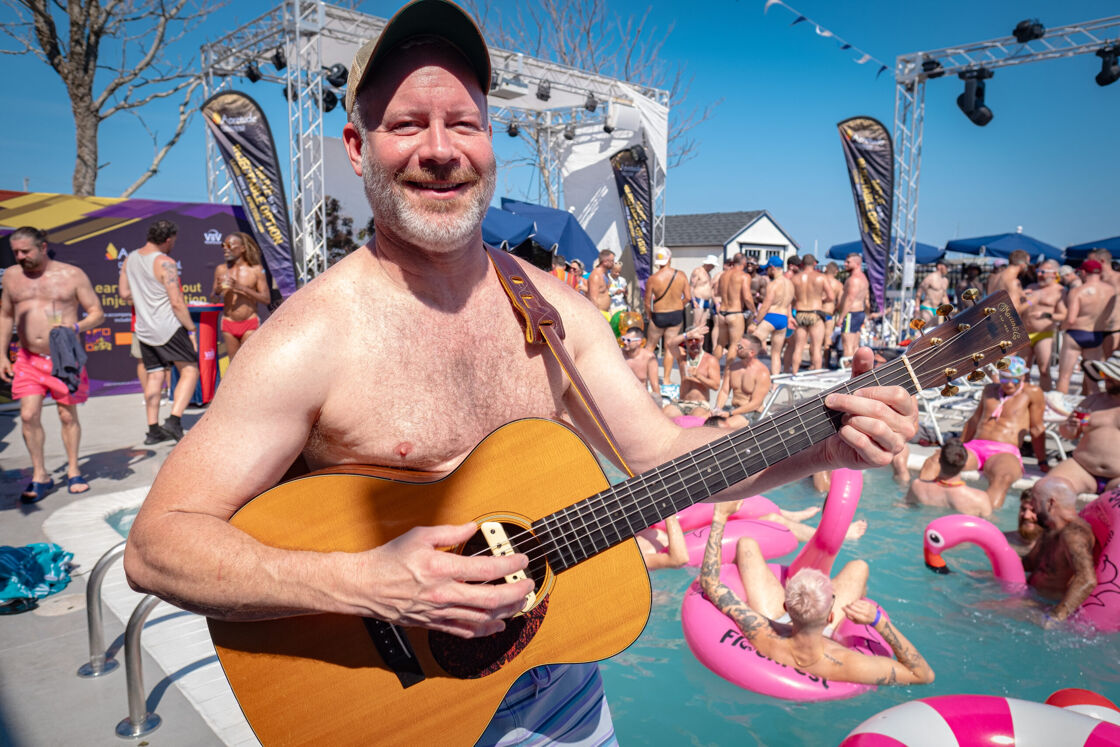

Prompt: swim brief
[139,326,196,372]
[674,399,710,415]
[221,315,260,341]
[763,312,788,331]
[843,312,866,334]
[795,311,821,327]
[650,309,684,329]
[1028,329,1054,347]
[477,663,616,746]
[963,439,1023,471]
[920,304,937,314]
[11,348,90,405]
[1097,476,1110,494]
[815,310,830,322]
[717,309,746,317]
[1066,329,1105,349]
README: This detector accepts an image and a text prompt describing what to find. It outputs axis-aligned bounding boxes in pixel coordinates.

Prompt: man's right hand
[0,356,13,382]
[355,522,534,639]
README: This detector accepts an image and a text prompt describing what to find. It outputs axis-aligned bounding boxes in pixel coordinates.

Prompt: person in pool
[1022,478,1099,628]
[1049,354,1120,495]
[699,501,935,686]
[918,356,1045,510]
[905,437,993,517]
[1005,487,1044,557]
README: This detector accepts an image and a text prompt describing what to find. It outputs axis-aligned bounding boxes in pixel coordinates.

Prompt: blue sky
[1,0,1117,253]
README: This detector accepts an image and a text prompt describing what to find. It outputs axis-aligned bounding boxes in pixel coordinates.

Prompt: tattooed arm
[697,506,778,651]
[841,600,935,685]
[1049,524,1097,623]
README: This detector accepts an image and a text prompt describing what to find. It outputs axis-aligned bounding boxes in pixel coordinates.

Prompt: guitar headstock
[903,290,1028,394]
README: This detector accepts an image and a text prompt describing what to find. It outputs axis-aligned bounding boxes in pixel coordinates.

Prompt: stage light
[245,61,262,83]
[603,122,614,134]
[1096,45,1120,87]
[563,123,575,140]
[281,83,295,101]
[322,90,338,113]
[957,68,994,127]
[536,80,551,101]
[507,121,519,137]
[921,58,944,79]
[324,63,348,88]
[271,47,287,71]
[490,71,500,91]
[628,144,647,163]
[584,92,598,112]
[1012,19,1045,44]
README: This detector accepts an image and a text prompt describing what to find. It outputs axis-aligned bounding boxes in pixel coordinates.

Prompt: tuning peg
[957,323,972,332]
[937,303,954,317]
[944,367,958,378]
[929,337,943,346]
[962,288,980,302]
[941,384,960,397]
[996,358,1010,370]
[998,340,1012,352]
[967,370,987,382]
[910,318,926,334]
[971,352,985,363]
[984,306,996,316]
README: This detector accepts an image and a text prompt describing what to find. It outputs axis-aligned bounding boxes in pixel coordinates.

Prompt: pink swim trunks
[963,438,1022,471]
[11,348,90,405]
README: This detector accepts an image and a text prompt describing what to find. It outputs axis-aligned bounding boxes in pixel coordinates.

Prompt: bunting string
[763,0,890,79]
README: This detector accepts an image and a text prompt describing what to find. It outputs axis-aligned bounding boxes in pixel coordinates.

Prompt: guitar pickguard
[429,596,549,678]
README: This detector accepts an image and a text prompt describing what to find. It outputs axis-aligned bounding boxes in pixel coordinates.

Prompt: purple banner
[837,117,893,312]
[610,147,653,289]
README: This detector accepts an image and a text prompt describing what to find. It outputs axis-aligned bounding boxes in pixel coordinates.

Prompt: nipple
[396,442,414,459]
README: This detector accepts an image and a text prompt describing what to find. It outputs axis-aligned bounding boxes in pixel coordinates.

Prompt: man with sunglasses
[620,326,660,403]
[1022,259,1067,391]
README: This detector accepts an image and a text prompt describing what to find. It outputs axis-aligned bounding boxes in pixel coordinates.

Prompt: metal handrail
[77,540,126,678]
[115,594,163,739]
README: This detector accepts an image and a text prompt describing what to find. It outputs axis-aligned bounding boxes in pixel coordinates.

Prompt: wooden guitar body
[209,418,651,745]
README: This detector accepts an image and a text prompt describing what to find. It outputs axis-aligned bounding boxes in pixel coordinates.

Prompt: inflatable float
[680,519,797,566]
[651,495,782,532]
[922,489,1120,633]
[840,690,1120,746]
[682,469,892,700]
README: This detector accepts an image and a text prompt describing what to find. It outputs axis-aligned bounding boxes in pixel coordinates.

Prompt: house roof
[664,210,799,250]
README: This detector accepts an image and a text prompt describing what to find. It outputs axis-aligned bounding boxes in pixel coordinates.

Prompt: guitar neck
[533,358,922,573]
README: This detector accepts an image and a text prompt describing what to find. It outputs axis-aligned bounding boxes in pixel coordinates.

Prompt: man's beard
[362,148,495,251]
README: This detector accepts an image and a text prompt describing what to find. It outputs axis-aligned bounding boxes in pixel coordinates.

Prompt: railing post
[77,540,126,678]
[115,595,162,739]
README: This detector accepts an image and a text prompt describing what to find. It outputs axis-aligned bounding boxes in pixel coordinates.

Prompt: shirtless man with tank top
[713,254,755,363]
[645,247,690,382]
[751,258,794,376]
[1021,259,1066,391]
[1057,259,1116,394]
[789,254,833,373]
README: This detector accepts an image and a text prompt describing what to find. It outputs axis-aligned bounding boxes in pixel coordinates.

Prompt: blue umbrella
[1064,236,1120,261]
[500,198,599,267]
[482,207,535,249]
[826,240,945,265]
[944,232,1061,262]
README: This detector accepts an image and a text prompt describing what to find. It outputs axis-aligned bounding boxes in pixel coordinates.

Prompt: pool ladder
[78,541,162,738]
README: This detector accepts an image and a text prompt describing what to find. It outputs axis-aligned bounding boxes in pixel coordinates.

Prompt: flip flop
[20,479,55,504]
[67,476,90,494]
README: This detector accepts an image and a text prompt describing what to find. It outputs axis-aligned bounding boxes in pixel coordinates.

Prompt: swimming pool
[597,467,1120,745]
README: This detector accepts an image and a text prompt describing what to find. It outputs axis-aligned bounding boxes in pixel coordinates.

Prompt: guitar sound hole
[460,522,550,596]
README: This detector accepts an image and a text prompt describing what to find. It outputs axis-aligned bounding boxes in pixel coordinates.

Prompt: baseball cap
[1059,264,1076,276]
[767,256,784,269]
[654,247,671,266]
[345,0,491,117]
[1081,259,1103,274]
[702,254,719,267]
[999,355,1028,380]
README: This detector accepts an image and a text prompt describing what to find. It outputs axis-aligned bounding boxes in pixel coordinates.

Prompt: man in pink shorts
[918,356,1045,510]
[1,226,104,502]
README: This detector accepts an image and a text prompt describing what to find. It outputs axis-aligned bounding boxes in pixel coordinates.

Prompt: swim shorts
[763,312,788,331]
[963,439,1023,471]
[795,311,820,327]
[139,326,196,372]
[221,315,260,341]
[1066,329,1105,349]
[674,399,710,415]
[477,663,616,746]
[1028,329,1054,347]
[650,309,684,329]
[843,312,866,334]
[11,348,89,405]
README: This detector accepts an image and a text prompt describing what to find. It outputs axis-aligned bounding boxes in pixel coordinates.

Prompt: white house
[664,211,799,278]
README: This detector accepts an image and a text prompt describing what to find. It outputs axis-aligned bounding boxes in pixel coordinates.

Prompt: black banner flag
[202,91,297,298]
[837,116,893,312]
[610,146,653,289]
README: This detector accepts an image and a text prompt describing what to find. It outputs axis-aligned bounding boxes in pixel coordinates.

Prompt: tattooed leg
[733,536,786,619]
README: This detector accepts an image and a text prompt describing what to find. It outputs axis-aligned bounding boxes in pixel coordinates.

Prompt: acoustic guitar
[209,292,1025,745]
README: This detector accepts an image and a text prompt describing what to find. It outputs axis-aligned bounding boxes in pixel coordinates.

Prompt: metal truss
[891,15,1120,339]
[201,1,668,285]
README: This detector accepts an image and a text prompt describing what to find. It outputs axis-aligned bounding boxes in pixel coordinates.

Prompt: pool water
[106,506,137,537]
[596,467,1120,745]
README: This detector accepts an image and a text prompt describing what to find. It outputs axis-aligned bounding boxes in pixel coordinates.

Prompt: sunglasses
[620,336,642,343]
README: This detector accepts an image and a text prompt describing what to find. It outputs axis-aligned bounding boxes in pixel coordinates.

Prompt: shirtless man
[1021,259,1066,391]
[956,264,983,308]
[122,5,918,739]
[906,438,992,517]
[1088,249,1120,357]
[699,501,934,687]
[662,326,720,419]
[834,253,869,362]
[821,262,844,366]
[690,254,718,341]
[620,325,660,403]
[918,356,1045,510]
[1022,478,1099,628]
[748,258,768,310]
[211,232,270,360]
[1057,259,1116,394]
[1048,357,1120,494]
[0,226,105,502]
[986,249,1030,311]
[1059,264,1083,291]
[917,263,950,325]
[1005,488,1044,557]
[715,335,771,421]
[751,257,794,376]
[585,249,615,317]
[645,247,690,381]
[713,254,755,363]
[788,254,834,373]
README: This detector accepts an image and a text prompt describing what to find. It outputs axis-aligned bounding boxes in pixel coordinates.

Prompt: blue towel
[49,325,87,393]
[0,543,74,601]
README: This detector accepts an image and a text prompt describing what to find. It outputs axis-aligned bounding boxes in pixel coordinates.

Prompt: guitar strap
[486,246,635,478]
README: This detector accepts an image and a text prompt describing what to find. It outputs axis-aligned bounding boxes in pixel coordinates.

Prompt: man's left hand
[818,347,918,470]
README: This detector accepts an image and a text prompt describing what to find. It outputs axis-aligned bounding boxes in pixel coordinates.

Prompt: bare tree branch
[119,76,200,198]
